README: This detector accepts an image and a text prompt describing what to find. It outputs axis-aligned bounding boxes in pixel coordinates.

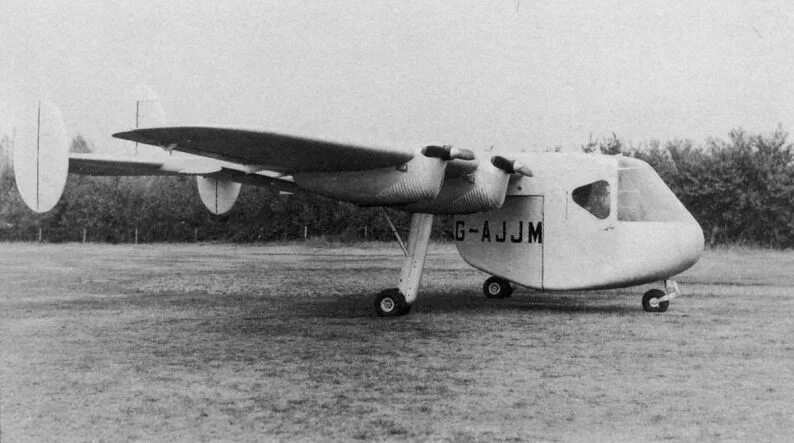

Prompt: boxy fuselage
[456,153,704,290]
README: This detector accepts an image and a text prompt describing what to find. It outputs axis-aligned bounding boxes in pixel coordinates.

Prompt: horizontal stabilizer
[69,154,228,176]
[69,154,167,175]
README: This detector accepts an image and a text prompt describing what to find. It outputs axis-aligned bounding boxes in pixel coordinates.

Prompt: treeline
[0,172,429,243]
[0,129,793,247]
[0,135,434,242]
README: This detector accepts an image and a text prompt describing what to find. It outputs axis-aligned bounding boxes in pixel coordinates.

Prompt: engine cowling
[399,160,510,214]
[292,151,446,205]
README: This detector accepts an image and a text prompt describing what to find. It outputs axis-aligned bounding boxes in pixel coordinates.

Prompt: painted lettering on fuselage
[455,220,542,244]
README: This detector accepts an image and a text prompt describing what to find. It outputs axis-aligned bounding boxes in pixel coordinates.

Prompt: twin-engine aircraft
[15,99,704,316]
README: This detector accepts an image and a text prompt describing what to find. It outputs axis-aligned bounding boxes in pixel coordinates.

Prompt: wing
[112,127,415,173]
[71,130,524,214]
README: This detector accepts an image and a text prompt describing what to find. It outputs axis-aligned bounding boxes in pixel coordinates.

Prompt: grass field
[1,242,793,441]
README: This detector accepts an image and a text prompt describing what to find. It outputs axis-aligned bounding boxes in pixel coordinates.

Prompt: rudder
[13,100,69,213]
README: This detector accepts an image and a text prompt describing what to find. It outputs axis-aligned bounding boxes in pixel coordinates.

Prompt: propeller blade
[422,145,475,161]
[491,155,533,177]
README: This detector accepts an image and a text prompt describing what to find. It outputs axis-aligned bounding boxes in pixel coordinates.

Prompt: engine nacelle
[292,153,446,205]
[400,160,510,214]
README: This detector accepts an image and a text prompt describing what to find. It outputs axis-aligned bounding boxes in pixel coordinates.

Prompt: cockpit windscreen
[617,157,690,222]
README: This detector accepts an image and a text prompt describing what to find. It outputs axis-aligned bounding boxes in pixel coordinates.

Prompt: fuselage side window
[572,180,610,220]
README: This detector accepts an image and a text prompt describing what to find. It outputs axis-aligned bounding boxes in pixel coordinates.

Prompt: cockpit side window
[572,180,610,219]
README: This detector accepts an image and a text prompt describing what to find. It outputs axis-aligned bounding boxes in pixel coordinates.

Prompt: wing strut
[381,208,408,257]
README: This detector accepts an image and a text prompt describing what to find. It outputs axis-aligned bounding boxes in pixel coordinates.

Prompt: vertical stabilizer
[131,85,167,157]
[197,176,241,215]
[13,100,69,213]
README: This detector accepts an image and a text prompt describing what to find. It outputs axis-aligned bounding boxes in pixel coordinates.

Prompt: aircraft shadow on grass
[312,290,639,319]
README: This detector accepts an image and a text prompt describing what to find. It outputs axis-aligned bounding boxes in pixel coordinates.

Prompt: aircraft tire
[483,277,513,299]
[642,289,669,313]
[374,288,410,317]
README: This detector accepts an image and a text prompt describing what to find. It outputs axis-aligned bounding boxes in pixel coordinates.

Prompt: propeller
[422,145,475,161]
[491,155,533,177]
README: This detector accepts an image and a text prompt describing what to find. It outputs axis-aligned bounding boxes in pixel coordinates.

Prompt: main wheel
[483,276,513,299]
[374,288,410,317]
[642,289,669,313]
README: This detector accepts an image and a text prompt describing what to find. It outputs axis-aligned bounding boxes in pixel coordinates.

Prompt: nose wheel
[642,280,681,313]
[642,289,669,312]
[483,276,513,299]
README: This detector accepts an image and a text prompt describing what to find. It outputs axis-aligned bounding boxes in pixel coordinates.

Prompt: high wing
[71,124,420,191]
[112,126,480,178]
[107,126,501,210]
[113,127,415,173]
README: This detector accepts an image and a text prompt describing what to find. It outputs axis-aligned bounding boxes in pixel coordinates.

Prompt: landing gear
[642,280,680,313]
[373,213,434,317]
[374,288,411,317]
[642,289,668,313]
[483,276,513,299]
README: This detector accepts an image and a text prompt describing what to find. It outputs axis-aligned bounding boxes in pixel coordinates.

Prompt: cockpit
[569,156,693,223]
[617,157,691,222]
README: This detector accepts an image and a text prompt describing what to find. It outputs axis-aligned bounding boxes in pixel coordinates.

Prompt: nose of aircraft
[680,218,705,270]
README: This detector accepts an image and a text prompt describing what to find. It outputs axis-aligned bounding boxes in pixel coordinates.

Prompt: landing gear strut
[483,276,513,299]
[374,213,434,317]
[642,280,681,313]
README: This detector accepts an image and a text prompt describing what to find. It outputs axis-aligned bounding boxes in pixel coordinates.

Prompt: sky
[2,0,794,154]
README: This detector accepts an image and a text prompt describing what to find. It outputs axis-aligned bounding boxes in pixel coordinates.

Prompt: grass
[1,243,793,441]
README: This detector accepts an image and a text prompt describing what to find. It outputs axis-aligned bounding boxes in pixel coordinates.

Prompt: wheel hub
[380,297,395,313]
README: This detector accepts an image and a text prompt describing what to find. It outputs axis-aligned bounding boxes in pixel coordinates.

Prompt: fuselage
[455,153,704,291]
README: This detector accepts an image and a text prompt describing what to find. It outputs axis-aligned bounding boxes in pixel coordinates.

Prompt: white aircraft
[15,100,703,316]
